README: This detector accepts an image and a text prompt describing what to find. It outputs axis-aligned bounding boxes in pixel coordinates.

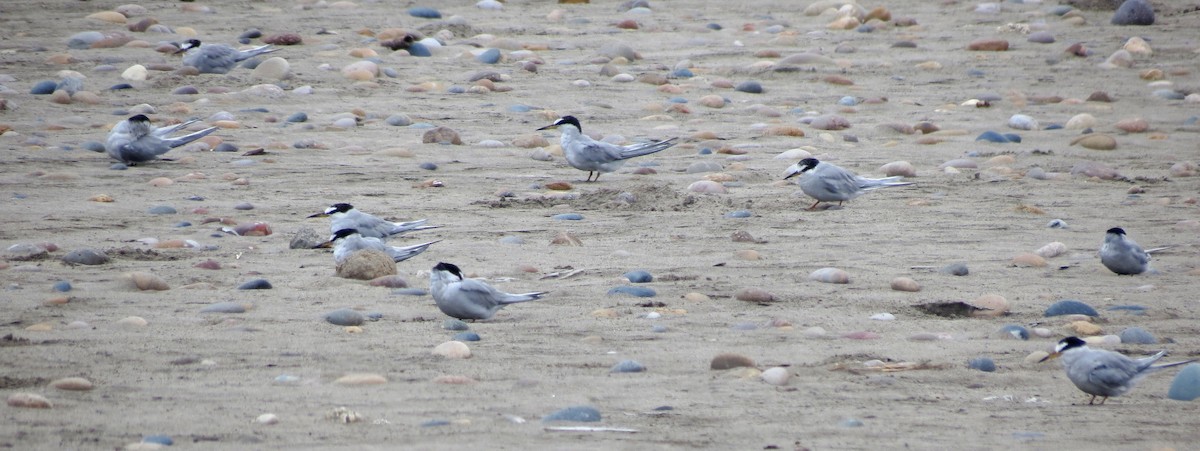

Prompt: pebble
[62,248,109,265]
[809,267,850,284]
[1027,31,1055,44]
[1034,242,1067,259]
[976,131,1018,143]
[940,263,969,276]
[1045,299,1099,317]
[1168,364,1200,401]
[1007,114,1038,130]
[710,353,754,370]
[968,357,997,372]
[148,205,177,215]
[31,80,58,95]
[52,280,72,292]
[972,294,1009,317]
[734,81,763,93]
[735,288,776,303]
[256,413,280,425]
[238,279,272,290]
[324,309,365,326]
[611,360,646,373]
[870,313,896,321]
[117,316,148,327]
[890,277,920,292]
[453,332,481,342]
[939,159,977,170]
[1117,326,1156,344]
[1112,0,1154,25]
[432,341,471,359]
[623,270,652,283]
[385,114,412,126]
[997,324,1030,340]
[336,249,397,280]
[1011,253,1047,267]
[808,114,851,131]
[761,367,790,386]
[409,7,442,18]
[543,406,601,422]
[200,302,246,314]
[251,57,290,80]
[443,319,470,331]
[262,33,302,45]
[335,374,388,385]
[1071,134,1118,151]
[968,38,1009,51]
[1068,321,1104,336]
[476,49,502,64]
[422,126,462,145]
[608,286,656,297]
[687,181,726,194]
[552,213,583,220]
[7,393,52,408]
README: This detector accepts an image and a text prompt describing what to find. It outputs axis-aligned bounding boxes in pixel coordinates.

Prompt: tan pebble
[1025,351,1050,364]
[985,155,1015,166]
[117,316,148,327]
[86,11,127,23]
[345,326,363,334]
[50,90,72,104]
[878,161,916,177]
[687,180,726,194]
[7,393,52,409]
[334,373,388,385]
[120,272,169,291]
[1070,134,1117,150]
[1169,162,1196,177]
[1015,204,1045,215]
[349,48,378,58]
[730,230,756,243]
[231,178,250,186]
[763,126,805,137]
[432,341,471,359]
[154,239,187,249]
[25,323,53,332]
[432,375,477,384]
[698,95,725,108]
[969,294,1009,317]
[1064,113,1096,130]
[212,120,240,129]
[590,308,620,318]
[544,181,572,191]
[915,61,942,70]
[71,91,101,105]
[968,38,1009,51]
[1139,69,1164,80]
[710,353,755,370]
[1114,118,1148,133]
[735,288,776,303]
[1123,36,1152,56]
[761,367,790,386]
[866,6,891,21]
[550,231,582,246]
[823,75,853,85]
[1032,327,1054,338]
[45,54,77,65]
[890,277,920,292]
[1067,321,1103,336]
[1034,242,1067,259]
[827,16,860,30]
[147,177,173,187]
[735,250,760,260]
[915,136,943,145]
[1011,253,1047,267]
[89,194,115,202]
[43,296,71,306]
[50,377,93,391]
[729,367,763,379]
[809,267,849,284]
[683,292,710,302]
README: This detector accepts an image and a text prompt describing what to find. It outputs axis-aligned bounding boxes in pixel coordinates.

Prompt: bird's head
[174,39,202,54]
[313,228,358,248]
[537,115,582,132]
[1106,227,1127,236]
[433,262,464,280]
[783,158,820,180]
[1038,336,1087,362]
[307,203,353,218]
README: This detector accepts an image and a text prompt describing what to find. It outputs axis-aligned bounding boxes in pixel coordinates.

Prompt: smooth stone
[31,80,58,95]
[1065,113,1097,130]
[734,81,763,93]
[1012,253,1047,267]
[710,353,755,370]
[251,57,290,80]
[407,43,432,57]
[1118,326,1157,344]
[967,38,1009,51]
[1168,364,1200,401]
[543,406,601,422]
[1028,31,1055,44]
[552,213,583,220]
[52,280,72,292]
[62,248,109,265]
[997,324,1030,340]
[1008,114,1038,130]
[735,288,776,303]
[49,377,93,391]
[939,159,977,170]
[1035,242,1067,259]
[256,413,279,425]
[724,210,752,219]
[761,367,790,386]
[611,360,646,373]
[1071,134,1118,151]
[1045,299,1099,317]
[422,126,462,145]
[607,286,656,297]
[7,393,52,408]
[238,279,272,290]
[686,161,724,173]
[810,267,850,284]
[890,277,920,292]
[200,302,246,314]
[940,263,969,276]
[1112,0,1154,25]
[972,294,1010,317]
[443,319,470,331]
[808,114,850,130]
[117,316,148,327]
[336,249,397,280]
[476,48,502,64]
[453,332,481,342]
[977,130,1014,143]
[432,341,471,359]
[324,309,365,326]
[687,180,726,194]
[334,373,388,385]
[408,7,442,18]
[623,270,652,283]
[148,205,177,215]
[385,114,412,126]
[968,357,997,372]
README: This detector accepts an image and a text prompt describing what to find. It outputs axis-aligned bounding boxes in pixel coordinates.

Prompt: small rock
[542,406,601,422]
[121,272,169,291]
[443,319,470,331]
[1012,253,1047,267]
[62,248,109,265]
[1112,0,1154,25]
[49,377,93,391]
[1168,364,1200,401]
[968,38,1009,51]
[200,302,247,314]
[334,373,388,385]
[890,277,920,292]
[324,309,364,326]
[432,341,471,358]
[336,249,397,280]
[735,288,776,303]
[1045,299,1099,317]
[968,357,996,372]
[761,367,790,386]
[607,286,656,297]
[610,360,646,373]
[623,270,652,283]
[710,353,755,370]
[7,393,52,409]
[1118,327,1156,344]
[238,279,272,290]
[810,267,849,284]
[422,126,462,145]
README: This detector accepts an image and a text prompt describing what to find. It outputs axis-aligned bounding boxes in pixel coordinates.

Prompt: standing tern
[537,115,678,182]
[307,203,437,239]
[783,158,913,210]
[1100,227,1165,275]
[1040,336,1197,405]
[314,228,439,264]
[175,39,278,74]
[429,262,547,321]
[105,114,218,165]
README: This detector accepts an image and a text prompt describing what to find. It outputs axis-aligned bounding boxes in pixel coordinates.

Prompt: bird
[313,228,439,264]
[1039,336,1197,405]
[1100,227,1157,275]
[105,114,218,165]
[537,115,678,182]
[175,39,278,74]
[783,158,913,210]
[429,262,547,321]
[307,203,437,240]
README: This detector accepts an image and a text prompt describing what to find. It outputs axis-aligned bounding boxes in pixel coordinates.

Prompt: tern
[105,114,218,165]
[176,39,277,74]
[1040,336,1196,405]
[307,203,437,240]
[314,228,439,264]
[1100,227,1166,275]
[537,115,678,182]
[783,158,913,210]
[429,262,547,321]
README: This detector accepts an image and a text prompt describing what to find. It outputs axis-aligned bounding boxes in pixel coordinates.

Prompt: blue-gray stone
[998,324,1029,340]
[543,406,601,422]
[611,360,646,373]
[1112,0,1154,25]
[286,112,308,123]
[1107,305,1147,315]
[976,130,1013,143]
[409,7,442,18]
[1049,5,1073,16]
[838,96,860,106]
[81,141,106,152]
[1044,124,1063,130]
[30,80,58,95]
[508,104,532,113]
[839,418,864,428]
[186,195,205,201]
[651,325,668,333]
[385,114,412,126]
[110,163,128,170]
[453,332,481,342]
[238,279,272,290]
[419,162,438,171]
[667,97,687,103]
[324,309,364,326]
[421,419,451,427]
[407,42,432,57]
[392,288,428,296]
[1118,327,1156,344]
[698,147,712,155]
[233,202,254,210]
[476,48,501,64]
[142,435,173,446]
[671,68,694,78]
[553,213,583,221]
[447,86,466,94]
[939,263,969,276]
[607,286,656,297]
[174,221,192,228]
[1168,364,1200,401]
[67,31,106,49]
[367,313,383,321]
[1153,89,1185,100]
[1047,219,1068,228]
[1044,299,1098,317]
[201,302,246,314]
[734,81,763,94]
[856,24,875,33]
[214,143,238,152]
[109,83,134,91]
[148,206,177,215]
[706,23,722,30]
[623,270,652,283]
[62,249,109,266]
[382,67,398,78]
[52,281,72,292]
[240,29,263,39]
[443,319,470,331]
[968,357,997,372]
[172,86,199,95]
[724,210,752,218]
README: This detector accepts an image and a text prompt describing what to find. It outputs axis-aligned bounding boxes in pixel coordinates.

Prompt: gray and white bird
[175,39,278,74]
[307,203,437,240]
[1100,227,1154,275]
[537,115,678,182]
[783,158,913,210]
[105,114,218,165]
[1040,336,1196,405]
[429,262,547,321]
[314,228,439,264]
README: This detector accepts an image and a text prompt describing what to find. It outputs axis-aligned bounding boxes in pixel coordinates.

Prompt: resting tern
[1040,336,1196,405]
[314,228,439,264]
[1100,227,1163,275]
[175,39,278,74]
[429,262,547,321]
[783,158,913,210]
[307,203,437,240]
[537,115,678,182]
[105,114,218,165]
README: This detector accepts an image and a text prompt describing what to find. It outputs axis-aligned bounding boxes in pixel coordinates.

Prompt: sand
[3,0,1200,449]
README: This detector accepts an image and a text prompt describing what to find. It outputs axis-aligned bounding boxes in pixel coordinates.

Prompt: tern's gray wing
[332,211,392,238]
[108,136,171,164]
[151,119,201,138]
[855,175,913,191]
[616,137,678,160]
[1101,237,1149,275]
[184,46,240,74]
[386,240,439,263]
[803,165,861,202]
[159,126,218,149]
[436,279,503,320]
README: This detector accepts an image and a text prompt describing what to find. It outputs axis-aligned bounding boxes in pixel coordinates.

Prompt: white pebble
[870,313,896,321]
[761,367,790,386]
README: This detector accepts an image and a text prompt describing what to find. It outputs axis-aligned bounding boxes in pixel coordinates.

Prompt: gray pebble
[81,141,106,152]
[419,162,437,171]
[110,163,128,170]
[552,213,583,220]
[610,360,646,373]
[233,202,254,210]
[1112,0,1154,25]
[443,319,470,331]
[201,302,246,314]
[383,67,398,78]
[1167,364,1200,401]
[172,86,199,95]
[214,143,238,152]
[30,80,58,95]
[651,325,668,333]
[724,210,752,218]
[623,270,652,283]
[607,286,656,297]
[237,279,272,290]
[385,114,412,126]
[286,112,308,123]
[453,332,481,342]
[62,248,109,266]
[148,205,177,215]
[324,309,364,326]
[1117,326,1156,344]
[968,357,996,372]
[499,236,524,245]
[1047,219,1068,228]
[52,280,72,292]
[542,406,601,422]
[734,81,763,93]
[476,48,501,64]
[939,263,969,276]
[1044,299,1098,317]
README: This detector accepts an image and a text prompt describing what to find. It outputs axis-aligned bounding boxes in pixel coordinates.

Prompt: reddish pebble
[843,331,881,340]
[194,259,222,270]
[968,38,1009,51]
